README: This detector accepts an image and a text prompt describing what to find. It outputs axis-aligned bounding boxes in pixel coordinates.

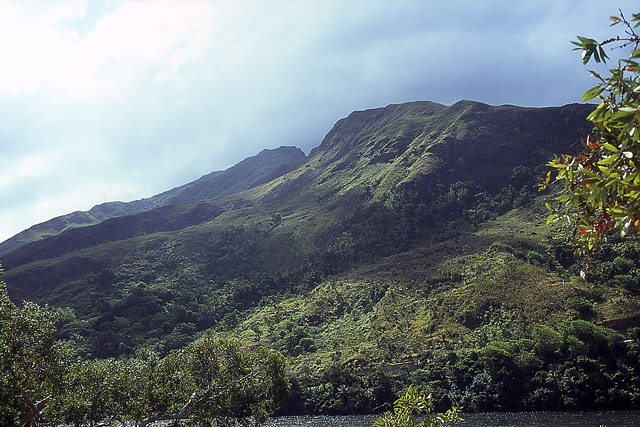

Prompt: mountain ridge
[2,100,595,303]
[0,145,306,257]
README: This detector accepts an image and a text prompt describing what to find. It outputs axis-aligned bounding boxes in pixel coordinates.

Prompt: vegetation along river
[266,411,640,426]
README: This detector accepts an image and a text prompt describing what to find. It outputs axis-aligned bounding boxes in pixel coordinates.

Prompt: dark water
[266,415,377,426]
[266,411,640,426]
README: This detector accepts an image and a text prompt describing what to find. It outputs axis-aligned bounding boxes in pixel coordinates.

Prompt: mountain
[4,100,640,413]
[2,99,595,320]
[0,145,306,257]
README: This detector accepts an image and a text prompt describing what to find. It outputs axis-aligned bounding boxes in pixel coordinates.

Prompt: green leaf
[582,86,603,101]
[598,155,617,166]
[628,190,640,199]
[570,276,586,286]
[613,108,637,123]
[587,186,602,203]
[597,165,610,175]
[605,177,619,187]
[598,46,608,63]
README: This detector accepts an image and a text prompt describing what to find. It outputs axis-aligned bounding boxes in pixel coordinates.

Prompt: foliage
[398,319,637,413]
[0,264,71,426]
[51,336,288,427]
[284,364,395,415]
[542,10,640,255]
[0,261,288,427]
[231,224,640,415]
[372,386,461,427]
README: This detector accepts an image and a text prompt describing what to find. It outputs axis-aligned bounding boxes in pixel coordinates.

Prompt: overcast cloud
[0,0,636,242]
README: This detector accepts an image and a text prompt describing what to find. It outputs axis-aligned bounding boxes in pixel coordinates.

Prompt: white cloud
[0,0,214,100]
[0,1,86,94]
[0,151,59,191]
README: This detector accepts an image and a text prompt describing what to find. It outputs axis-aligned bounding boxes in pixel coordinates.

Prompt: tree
[0,264,71,426]
[541,10,640,256]
[372,386,461,427]
[0,261,289,426]
[52,336,289,427]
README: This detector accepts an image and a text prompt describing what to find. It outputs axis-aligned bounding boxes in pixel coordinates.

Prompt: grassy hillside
[232,200,640,413]
[3,100,640,413]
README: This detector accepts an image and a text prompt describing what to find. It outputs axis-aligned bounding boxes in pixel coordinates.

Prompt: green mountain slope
[0,146,306,257]
[4,100,640,412]
[2,100,595,334]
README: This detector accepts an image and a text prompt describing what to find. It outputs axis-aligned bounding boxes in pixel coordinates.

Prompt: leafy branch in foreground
[372,386,462,427]
[541,10,640,256]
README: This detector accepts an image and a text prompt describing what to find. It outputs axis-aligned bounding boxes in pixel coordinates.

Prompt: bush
[372,386,462,427]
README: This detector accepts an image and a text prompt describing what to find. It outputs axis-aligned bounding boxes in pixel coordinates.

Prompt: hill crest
[0,145,306,256]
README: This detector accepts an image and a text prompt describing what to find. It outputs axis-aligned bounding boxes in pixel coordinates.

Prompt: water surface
[266,411,640,426]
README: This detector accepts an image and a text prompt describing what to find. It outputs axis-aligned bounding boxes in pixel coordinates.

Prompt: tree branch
[138,358,269,427]
[20,392,49,427]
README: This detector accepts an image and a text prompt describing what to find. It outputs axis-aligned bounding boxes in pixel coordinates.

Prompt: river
[266,411,640,426]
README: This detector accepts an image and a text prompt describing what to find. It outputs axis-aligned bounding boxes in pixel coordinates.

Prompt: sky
[0,0,637,243]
